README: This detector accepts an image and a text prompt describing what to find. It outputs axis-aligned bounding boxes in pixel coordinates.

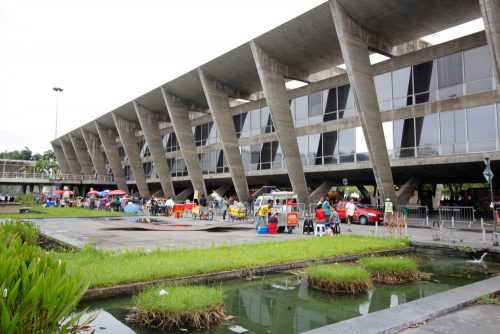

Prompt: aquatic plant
[306,264,373,294]
[360,256,421,283]
[130,285,227,330]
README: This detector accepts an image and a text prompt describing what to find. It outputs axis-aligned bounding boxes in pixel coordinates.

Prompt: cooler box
[268,223,277,234]
[258,226,269,234]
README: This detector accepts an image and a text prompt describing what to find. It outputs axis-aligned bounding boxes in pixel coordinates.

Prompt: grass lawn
[0,206,129,219]
[306,264,373,293]
[58,236,409,288]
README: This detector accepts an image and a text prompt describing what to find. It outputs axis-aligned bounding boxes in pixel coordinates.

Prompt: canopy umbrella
[53,190,65,195]
[123,203,140,214]
[87,190,99,195]
[109,189,127,196]
[96,190,110,197]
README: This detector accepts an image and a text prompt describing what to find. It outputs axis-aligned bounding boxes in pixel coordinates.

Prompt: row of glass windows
[162,132,180,152]
[193,122,219,146]
[137,140,151,158]
[167,157,188,177]
[374,45,494,111]
[240,141,285,171]
[143,161,157,179]
[198,150,229,175]
[233,107,275,138]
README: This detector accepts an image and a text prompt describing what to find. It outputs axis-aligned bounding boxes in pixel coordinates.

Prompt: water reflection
[80,254,499,334]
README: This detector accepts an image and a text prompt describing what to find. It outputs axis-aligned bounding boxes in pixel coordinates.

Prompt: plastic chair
[314,222,326,237]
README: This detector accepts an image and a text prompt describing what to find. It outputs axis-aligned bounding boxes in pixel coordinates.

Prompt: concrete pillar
[69,134,93,176]
[198,68,250,203]
[357,185,372,202]
[160,87,207,197]
[176,186,194,201]
[329,0,397,206]
[434,184,444,210]
[134,102,176,198]
[81,128,108,181]
[309,181,335,205]
[396,177,422,205]
[214,184,233,198]
[95,122,128,192]
[479,0,500,97]
[250,41,310,206]
[111,113,150,198]
[59,139,81,175]
[51,142,71,175]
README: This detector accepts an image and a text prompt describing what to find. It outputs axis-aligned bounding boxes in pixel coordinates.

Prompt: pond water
[80,254,499,334]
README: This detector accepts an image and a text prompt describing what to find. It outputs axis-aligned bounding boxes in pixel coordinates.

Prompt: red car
[335,200,384,225]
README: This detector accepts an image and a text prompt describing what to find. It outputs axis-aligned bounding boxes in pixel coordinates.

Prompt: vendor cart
[228,204,247,221]
[276,212,299,233]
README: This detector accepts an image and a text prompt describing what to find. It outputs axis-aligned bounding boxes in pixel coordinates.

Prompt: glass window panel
[241,146,251,171]
[392,67,412,99]
[413,61,436,94]
[375,72,392,111]
[439,109,466,154]
[383,121,394,150]
[209,150,217,174]
[355,127,368,153]
[261,106,273,134]
[233,114,242,137]
[250,109,260,136]
[464,45,492,84]
[297,135,308,166]
[339,128,355,163]
[295,95,308,128]
[241,111,251,137]
[467,104,496,152]
[309,133,321,165]
[308,92,323,126]
[323,131,338,164]
[250,143,261,170]
[323,88,337,120]
[272,143,283,169]
[394,118,415,158]
[415,114,439,156]
[438,52,463,88]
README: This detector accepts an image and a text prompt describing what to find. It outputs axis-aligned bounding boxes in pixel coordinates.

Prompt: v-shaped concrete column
[95,122,128,192]
[250,41,310,206]
[112,113,150,197]
[51,141,71,174]
[59,139,81,175]
[330,0,397,205]
[69,134,93,176]
[134,101,175,198]
[81,128,108,180]
[160,87,207,197]
[198,68,249,203]
[480,0,500,97]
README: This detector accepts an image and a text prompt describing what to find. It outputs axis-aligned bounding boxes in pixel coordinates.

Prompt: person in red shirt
[315,203,326,222]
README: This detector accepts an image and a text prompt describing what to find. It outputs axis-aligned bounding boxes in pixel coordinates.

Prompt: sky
[0,0,326,155]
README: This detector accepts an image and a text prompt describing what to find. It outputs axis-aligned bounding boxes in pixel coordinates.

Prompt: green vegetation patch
[0,219,40,245]
[477,294,500,305]
[59,236,409,288]
[360,256,421,283]
[306,264,372,294]
[129,285,226,330]
[0,205,129,218]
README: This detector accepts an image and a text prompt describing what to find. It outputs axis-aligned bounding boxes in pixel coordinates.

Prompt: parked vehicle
[335,200,384,225]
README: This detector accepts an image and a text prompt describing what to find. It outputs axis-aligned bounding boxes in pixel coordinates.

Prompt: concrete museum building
[51,0,500,206]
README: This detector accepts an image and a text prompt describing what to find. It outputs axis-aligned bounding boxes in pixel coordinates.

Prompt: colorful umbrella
[87,190,99,195]
[53,190,65,195]
[109,189,127,196]
[124,203,140,214]
[96,190,110,197]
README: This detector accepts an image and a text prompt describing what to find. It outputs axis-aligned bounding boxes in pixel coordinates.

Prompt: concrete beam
[250,41,310,206]
[95,122,128,192]
[198,68,250,203]
[134,102,176,198]
[309,181,335,205]
[161,87,207,197]
[176,186,194,201]
[330,0,398,206]
[69,134,93,176]
[396,177,422,205]
[111,113,150,198]
[59,139,81,175]
[81,128,108,180]
[214,184,233,198]
[480,0,500,97]
[357,185,372,202]
[51,142,71,175]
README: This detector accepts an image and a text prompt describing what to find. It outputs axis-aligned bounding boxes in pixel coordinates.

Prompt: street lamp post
[483,154,498,246]
[53,87,63,139]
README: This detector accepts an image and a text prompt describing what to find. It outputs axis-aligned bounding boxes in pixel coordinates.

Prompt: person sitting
[315,203,326,223]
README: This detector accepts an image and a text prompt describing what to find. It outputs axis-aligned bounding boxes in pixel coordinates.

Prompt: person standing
[256,199,273,232]
[384,197,393,224]
[345,198,356,232]
[166,196,175,217]
[221,196,229,221]
[322,198,332,230]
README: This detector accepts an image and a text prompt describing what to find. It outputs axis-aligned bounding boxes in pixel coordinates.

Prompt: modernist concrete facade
[51,0,500,204]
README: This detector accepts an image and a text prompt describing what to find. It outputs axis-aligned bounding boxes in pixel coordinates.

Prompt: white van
[253,191,296,213]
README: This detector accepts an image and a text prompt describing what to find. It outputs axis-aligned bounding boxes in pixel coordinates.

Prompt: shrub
[130,285,227,330]
[360,256,421,283]
[0,227,92,333]
[14,193,36,207]
[0,219,40,245]
[306,264,373,294]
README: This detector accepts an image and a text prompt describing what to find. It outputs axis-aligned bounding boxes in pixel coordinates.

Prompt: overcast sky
[0,0,326,154]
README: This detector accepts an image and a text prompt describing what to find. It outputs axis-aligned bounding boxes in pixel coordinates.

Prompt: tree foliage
[0,148,59,175]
